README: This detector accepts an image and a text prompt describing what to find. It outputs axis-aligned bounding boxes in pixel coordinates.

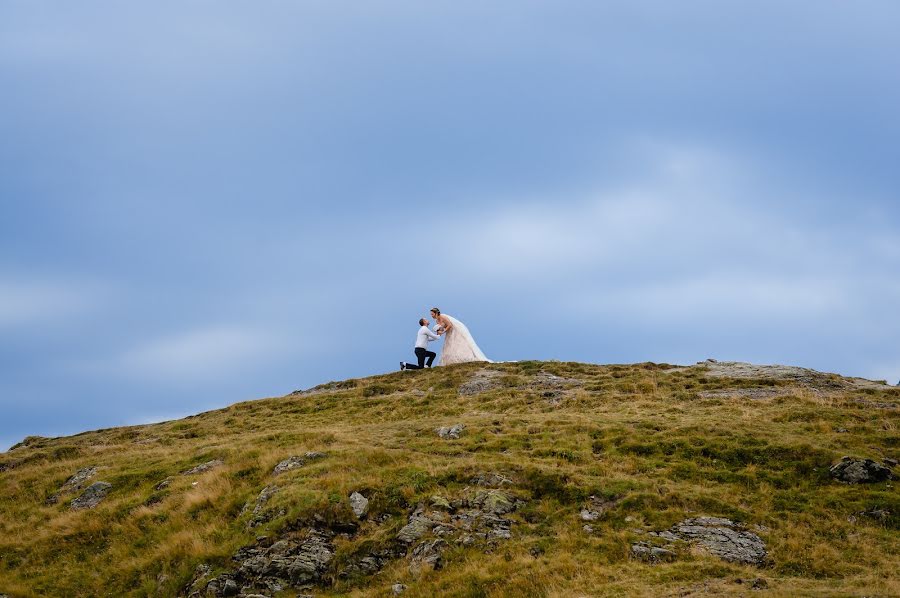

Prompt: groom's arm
[424,329,441,341]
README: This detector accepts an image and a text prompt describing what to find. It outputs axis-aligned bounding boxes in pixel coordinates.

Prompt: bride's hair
[431,307,441,315]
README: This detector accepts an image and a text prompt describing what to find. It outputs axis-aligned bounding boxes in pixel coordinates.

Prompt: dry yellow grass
[0,360,897,597]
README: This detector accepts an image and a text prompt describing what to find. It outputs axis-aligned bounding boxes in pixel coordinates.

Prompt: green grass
[0,361,898,597]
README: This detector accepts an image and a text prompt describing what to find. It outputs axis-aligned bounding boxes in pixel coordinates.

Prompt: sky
[1,1,899,451]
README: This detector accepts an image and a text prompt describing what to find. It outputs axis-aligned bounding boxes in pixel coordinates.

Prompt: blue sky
[2,1,899,451]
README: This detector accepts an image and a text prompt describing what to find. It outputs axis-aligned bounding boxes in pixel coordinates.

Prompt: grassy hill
[0,360,898,597]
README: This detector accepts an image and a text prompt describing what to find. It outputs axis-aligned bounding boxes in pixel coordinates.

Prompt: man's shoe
[400,362,405,371]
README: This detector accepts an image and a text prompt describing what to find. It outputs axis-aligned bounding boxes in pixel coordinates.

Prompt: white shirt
[415,325,440,349]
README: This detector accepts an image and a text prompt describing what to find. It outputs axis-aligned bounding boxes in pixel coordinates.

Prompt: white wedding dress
[436,314,491,365]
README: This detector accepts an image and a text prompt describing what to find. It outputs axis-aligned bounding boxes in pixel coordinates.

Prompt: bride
[430,307,491,365]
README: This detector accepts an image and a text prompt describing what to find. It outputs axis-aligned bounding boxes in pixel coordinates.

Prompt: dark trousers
[405,347,436,369]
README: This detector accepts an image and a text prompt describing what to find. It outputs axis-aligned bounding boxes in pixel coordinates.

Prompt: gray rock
[70,481,112,510]
[397,516,434,543]
[392,583,408,595]
[349,491,369,518]
[884,458,898,468]
[458,369,503,395]
[182,459,223,475]
[472,490,515,514]
[47,466,99,504]
[272,456,306,475]
[670,517,767,566]
[243,485,280,528]
[272,453,326,476]
[436,424,465,440]
[829,456,893,484]
[578,495,619,522]
[154,478,171,491]
[409,538,446,573]
[232,529,334,588]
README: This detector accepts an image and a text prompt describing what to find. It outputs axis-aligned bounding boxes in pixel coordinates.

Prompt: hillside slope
[0,360,898,597]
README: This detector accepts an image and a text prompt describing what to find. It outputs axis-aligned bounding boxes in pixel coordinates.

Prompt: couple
[400,307,490,370]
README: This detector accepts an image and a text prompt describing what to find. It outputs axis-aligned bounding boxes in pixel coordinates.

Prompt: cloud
[0,279,104,328]
[106,325,291,384]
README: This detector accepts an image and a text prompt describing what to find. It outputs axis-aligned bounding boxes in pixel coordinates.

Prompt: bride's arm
[438,315,453,334]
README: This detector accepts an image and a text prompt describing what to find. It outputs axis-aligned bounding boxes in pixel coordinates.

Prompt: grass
[0,361,898,597]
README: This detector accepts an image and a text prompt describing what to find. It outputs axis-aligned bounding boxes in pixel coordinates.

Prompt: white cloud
[0,279,104,328]
[111,325,289,383]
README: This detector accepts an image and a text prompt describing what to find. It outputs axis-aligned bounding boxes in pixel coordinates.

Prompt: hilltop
[0,360,897,597]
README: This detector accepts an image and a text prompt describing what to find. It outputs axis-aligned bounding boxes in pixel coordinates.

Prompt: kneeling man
[401,318,440,370]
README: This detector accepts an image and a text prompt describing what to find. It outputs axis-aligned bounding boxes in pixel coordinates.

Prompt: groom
[401,318,440,370]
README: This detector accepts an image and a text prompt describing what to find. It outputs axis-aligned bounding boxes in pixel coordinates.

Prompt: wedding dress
[437,314,491,365]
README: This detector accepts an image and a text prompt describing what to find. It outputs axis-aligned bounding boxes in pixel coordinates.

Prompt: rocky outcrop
[458,369,503,395]
[199,530,335,596]
[46,466,98,505]
[182,459,223,475]
[436,424,465,439]
[272,452,326,476]
[829,457,894,484]
[70,481,112,510]
[641,517,767,566]
[697,360,886,392]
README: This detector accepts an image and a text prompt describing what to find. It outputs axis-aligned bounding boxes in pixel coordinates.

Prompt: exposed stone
[349,492,369,519]
[436,424,465,440]
[582,524,594,533]
[226,529,334,592]
[884,458,898,468]
[631,542,676,563]
[155,478,171,491]
[751,577,768,590]
[272,456,306,475]
[458,369,503,395]
[47,465,99,504]
[397,516,434,543]
[409,538,446,573]
[392,583,408,595]
[430,495,451,510]
[698,360,886,392]
[472,490,515,515]
[829,456,893,484]
[182,459,223,475]
[70,481,112,510]
[670,517,767,566]
[243,485,281,528]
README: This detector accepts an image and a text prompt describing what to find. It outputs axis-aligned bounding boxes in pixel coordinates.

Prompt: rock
[829,456,893,484]
[409,538,446,573]
[222,578,239,596]
[669,517,767,566]
[430,495,452,510]
[243,485,281,528]
[458,369,503,395]
[751,577,768,590]
[397,516,434,543]
[349,492,369,518]
[836,427,849,433]
[472,490,515,514]
[392,583,408,595]
[631,542,676,563]
[154,478,171,491]
[699,361,885,392]
[230,529,334,589]
[582,524,594,533]
[272,451,328,476]
[273,456,306,475]
[182,459,223,475]
[70,481,112,510]
[857,507,890,522]
[47,466,99,504]
[436,424,465,440]
[579,495,619,522]
[884,458,898,468]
